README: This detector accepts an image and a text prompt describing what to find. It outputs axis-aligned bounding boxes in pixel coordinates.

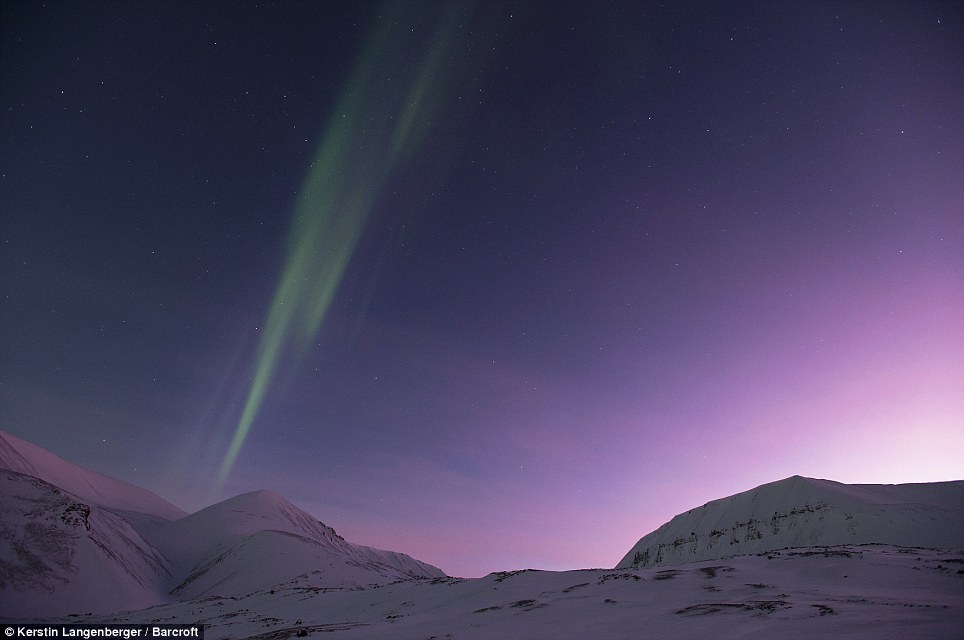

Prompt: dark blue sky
[2,0,962,577]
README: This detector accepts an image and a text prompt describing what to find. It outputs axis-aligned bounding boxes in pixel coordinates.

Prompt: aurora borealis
[2,1,962,578]
[218,2,467,485]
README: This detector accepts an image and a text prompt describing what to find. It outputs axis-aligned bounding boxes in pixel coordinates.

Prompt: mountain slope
[0,434,443,617]
[0,470,171,617]
[0,431,186,521]
[136,489,445,599]
[616,475,964,569]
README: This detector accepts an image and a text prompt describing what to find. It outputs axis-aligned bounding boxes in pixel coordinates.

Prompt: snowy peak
[741,475,962,510]
[141,488,360,577]
[177,489,345,542]
[0,432,42,478]
[0,431,186,521]
[1,432,444,616]
[144,488,445,600]
[616,475,964,569]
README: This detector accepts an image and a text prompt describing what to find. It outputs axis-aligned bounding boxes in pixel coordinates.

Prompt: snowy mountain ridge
[616,475,964,569]
[141,488,445,601]
[0,431,444,617]
[0,431,186,521]
[0,470,172,617]
[4,430,962,636]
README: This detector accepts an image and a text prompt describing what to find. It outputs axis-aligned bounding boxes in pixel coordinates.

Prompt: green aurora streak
[218,3,468,485]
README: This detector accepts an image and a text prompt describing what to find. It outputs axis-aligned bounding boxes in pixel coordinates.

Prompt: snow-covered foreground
[44,545,964,640]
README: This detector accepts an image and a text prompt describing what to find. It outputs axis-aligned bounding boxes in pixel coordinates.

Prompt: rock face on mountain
[616,475,964,569]
[0,470,171,617]
[0,431,444,617]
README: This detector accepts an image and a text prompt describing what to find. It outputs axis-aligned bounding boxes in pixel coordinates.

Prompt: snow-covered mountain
[0,431,186,520]
[617,475,964,569]
[0,431,443,617]
[4,432,962,638]
[0,470,171,617]
[137,489,445,600]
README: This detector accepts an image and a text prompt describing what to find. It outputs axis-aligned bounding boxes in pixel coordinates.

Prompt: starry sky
[1,0,962,578]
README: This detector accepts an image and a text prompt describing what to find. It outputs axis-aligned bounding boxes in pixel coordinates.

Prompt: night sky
[2,0,962,578]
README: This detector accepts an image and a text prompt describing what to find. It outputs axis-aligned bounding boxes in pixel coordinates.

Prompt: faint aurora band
[218,3,470,484]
